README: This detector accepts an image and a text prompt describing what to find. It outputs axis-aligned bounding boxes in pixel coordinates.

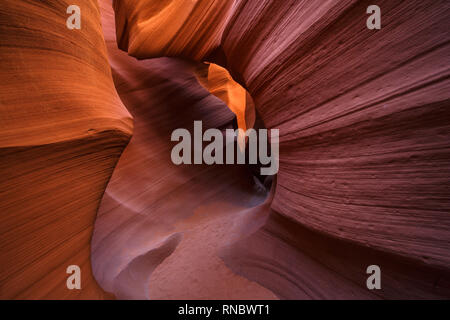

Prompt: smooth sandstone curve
[108,0,450,298]
[1,0,449,300]
[0,0,132,299]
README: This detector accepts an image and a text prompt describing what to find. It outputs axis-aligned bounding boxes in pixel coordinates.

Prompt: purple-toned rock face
[0,0,449,299]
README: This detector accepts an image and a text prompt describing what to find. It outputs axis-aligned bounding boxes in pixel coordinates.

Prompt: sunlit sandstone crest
[194,62,256,150]
[114,0,235,61]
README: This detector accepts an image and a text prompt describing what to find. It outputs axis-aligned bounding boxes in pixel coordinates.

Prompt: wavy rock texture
[113,0,235,61]
[99,0,450,299]
[0,0,132,299]
[92,2,276,299]
[1,0,449,300]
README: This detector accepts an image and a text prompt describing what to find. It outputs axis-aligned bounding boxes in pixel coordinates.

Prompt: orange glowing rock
[1,0,449,301]
[113,0,235,61]
[194,62,256,149]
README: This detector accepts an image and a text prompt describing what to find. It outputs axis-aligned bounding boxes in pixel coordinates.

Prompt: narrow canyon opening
[89,1,450,300]
[1,0,449,300]
[193,62,276,188]
[91,52,277,298]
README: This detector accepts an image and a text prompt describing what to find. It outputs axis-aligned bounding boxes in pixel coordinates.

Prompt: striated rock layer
[0,0,132,299]
[102,0,450,299]
[91,2,276,299]
[0,0,449,299]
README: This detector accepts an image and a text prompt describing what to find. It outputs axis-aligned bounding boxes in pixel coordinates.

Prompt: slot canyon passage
[0,0,450,299]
